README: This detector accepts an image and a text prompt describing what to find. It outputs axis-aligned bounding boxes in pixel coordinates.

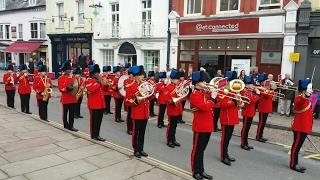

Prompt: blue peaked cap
[159,71,167,78]
[170,69,180,79]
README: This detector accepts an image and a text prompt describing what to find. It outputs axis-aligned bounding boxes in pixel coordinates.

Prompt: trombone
[274,82,298,92]
[255,86,285,99]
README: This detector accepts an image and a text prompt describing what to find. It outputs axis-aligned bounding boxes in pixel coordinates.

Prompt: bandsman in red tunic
[156,72,169,128]
[73,67,84,119]
[125,65,150,158]
[178,70,187,124]
[3,64,17,108]
[58,61,78,131]
[112,66,124,123]
[166,69,183,148]
[102,66,113,114]
[240,76,260,151]
[85,64,106,141]
[256,74,275,143]
[124,67,135,135]
[18,64,32,114]
[33,65,52,121]
[290,79,313,173]
[190,71,216,180]
[147,71,157,117]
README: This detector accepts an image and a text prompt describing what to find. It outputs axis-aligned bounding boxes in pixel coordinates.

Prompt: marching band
[1,62,315,179]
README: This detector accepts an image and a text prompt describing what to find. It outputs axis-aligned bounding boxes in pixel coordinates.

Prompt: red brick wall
[202,0,216,16]
[283,0,300,7]
[172,0,184,16]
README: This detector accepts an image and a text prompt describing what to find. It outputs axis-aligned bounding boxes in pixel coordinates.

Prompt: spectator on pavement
[278,74,295,117]
[238,70,246,81]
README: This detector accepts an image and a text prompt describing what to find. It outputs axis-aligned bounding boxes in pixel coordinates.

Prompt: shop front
[177,17,283,77]
[48,33,92,75]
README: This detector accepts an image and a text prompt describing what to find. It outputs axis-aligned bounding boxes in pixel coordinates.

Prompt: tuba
[43,76,52,102]
[135,81,155,102]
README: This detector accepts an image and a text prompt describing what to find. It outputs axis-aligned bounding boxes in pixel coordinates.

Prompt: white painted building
[93,0,169,72]
[0,0,47,69]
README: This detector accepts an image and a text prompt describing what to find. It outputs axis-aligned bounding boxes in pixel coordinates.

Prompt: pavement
[1,70,319,136]
[0,83,320,180]
[0,105,189,180]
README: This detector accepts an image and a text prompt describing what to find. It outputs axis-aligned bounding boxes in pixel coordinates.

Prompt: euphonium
[75,77,85,100]
[172,82,190,104]
[43,76,52,102]
[135,81,155,102]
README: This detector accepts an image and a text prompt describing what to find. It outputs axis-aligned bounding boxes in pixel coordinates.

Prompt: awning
[4,41,42,53]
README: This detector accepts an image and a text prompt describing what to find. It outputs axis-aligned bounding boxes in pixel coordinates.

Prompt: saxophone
[43,76,52,101]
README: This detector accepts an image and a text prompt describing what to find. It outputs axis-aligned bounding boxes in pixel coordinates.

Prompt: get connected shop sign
[179,18,259,36]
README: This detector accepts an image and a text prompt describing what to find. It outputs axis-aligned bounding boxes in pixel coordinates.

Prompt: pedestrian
[33,65,52,121]
[156,71,169,128]
[125,65,149,158]
[148,71,157,117]
[238,70,246,81]
[154,66,160,83]
[3,64,17,108]
[58,61,78,131]
[166,69,183,148]
[278,74,295,116]
[112,66,124,123]
[178,69,187,124]
[73,67,84,119]
[18,64,32,114]
[85,64,106,141]
[190,71,216,180]
[213,69,223,132]
[290,79,313,173]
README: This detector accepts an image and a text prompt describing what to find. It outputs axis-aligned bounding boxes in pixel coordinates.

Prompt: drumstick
[307,136,320,153]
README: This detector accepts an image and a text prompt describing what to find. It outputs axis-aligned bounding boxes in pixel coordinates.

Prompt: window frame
[111,2,120,38]
[0,25,3,39]
[77,0,85,25]
[57,2,64,27]
[4,25,10,40]
[0,0,5,10]
[184,0,203,16]
[144,50,160,72]
[28,0,37,6]
[257,0,282,11]
[30,22,46,40]
[216,0,241,14]
[102,49,114,66]
[18,24,23,39]
[141,0,152,37]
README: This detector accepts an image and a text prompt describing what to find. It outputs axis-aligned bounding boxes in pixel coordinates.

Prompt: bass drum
[118,75,128,97]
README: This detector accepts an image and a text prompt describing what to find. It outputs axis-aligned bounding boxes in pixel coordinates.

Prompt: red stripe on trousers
[220,125,225,160]
[132,119,136,152]
[290,132,300,168]
[89,110,92,137]
[241,117,247,146]
[191,133,199,176]
[166,117,171,144]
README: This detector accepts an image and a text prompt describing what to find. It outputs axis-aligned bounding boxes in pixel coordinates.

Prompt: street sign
[289,52,300,62]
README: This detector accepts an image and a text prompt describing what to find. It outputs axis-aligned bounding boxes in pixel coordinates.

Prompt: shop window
[217,40,226,50]
[180,51,194,61]
[180,40,195,50]
[262,39,282,51]
[247,39,257,50]
[199,40,208,49]
[261,52,281,64]
[259,0,281,10]
[208,40,217,49]
[0,0,5,10]
[102,50,114,66]
[186,0,202,15]
[18,24,23,39]
[218,0,239,12]
[236,39,247,50]
[226,40,237,50]
[144,50,159,72]
[77,0,84,25]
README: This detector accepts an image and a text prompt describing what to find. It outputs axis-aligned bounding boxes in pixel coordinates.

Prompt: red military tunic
[33,69,39,76]
[125,82,150,120]
[83,68,90,78]
[124,77,135,106]
[3,73,17,91]
[166,83,183,117]
[190,89,215,132]
[112,76,122,98]
[258,91,274,113]
[58,75,77,104]
[292,95,313,134]
[18,73,32,94]
[156,82,169,105]
[217,94,239,125]
[33,76,52,100]
[101,73,114,96]
[85,78,106,109]
[241,89,260,117]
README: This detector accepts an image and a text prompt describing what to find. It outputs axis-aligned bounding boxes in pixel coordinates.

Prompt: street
[0,84,319,180]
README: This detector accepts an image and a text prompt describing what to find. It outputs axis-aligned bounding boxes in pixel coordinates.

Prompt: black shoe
[103,112,108,115]
[118,119,124,122]
[173,141,181,147]
[150,113,156,117]
[157,125,162,128]
[167,142,175,148]
[74,115,79,119]
[299,165,306,171]
[221,158,231,166]
[291,165,305,173]
[280,114,285,116]
[78,115,83,118]
[241,145,250,151]
[227,155,236,162]
[134,152,141,158]
[216,128,221,132]
[25,112,32,114]
[201,172,213,180]
[193,173,204,180]
[108,112,113,114]
[247,145,254,149]
[127,131,132,135]
[94,136,106,141]
[179,120,186,124]
[69,127,78,132]
[257,138,268,143]
[140,151,148,157]
[161,124,167,127]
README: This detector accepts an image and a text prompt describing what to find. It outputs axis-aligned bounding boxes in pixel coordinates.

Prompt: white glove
[211,91,218,99]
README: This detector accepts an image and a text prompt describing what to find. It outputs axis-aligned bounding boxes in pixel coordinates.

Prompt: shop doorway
[123,55,137,66]
[19,53,25,65]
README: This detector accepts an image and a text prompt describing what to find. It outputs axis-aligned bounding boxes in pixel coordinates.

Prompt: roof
[0,0,45,12]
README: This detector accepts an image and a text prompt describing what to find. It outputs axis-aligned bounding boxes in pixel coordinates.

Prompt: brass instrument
[172,81,190,104]
[43,76,52,102]
[134,81,155,102]
[7,74,14,85]
[70,78,79,96]
[256,86,285,99]
[75,77,85,100]
[274,81,298,92]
